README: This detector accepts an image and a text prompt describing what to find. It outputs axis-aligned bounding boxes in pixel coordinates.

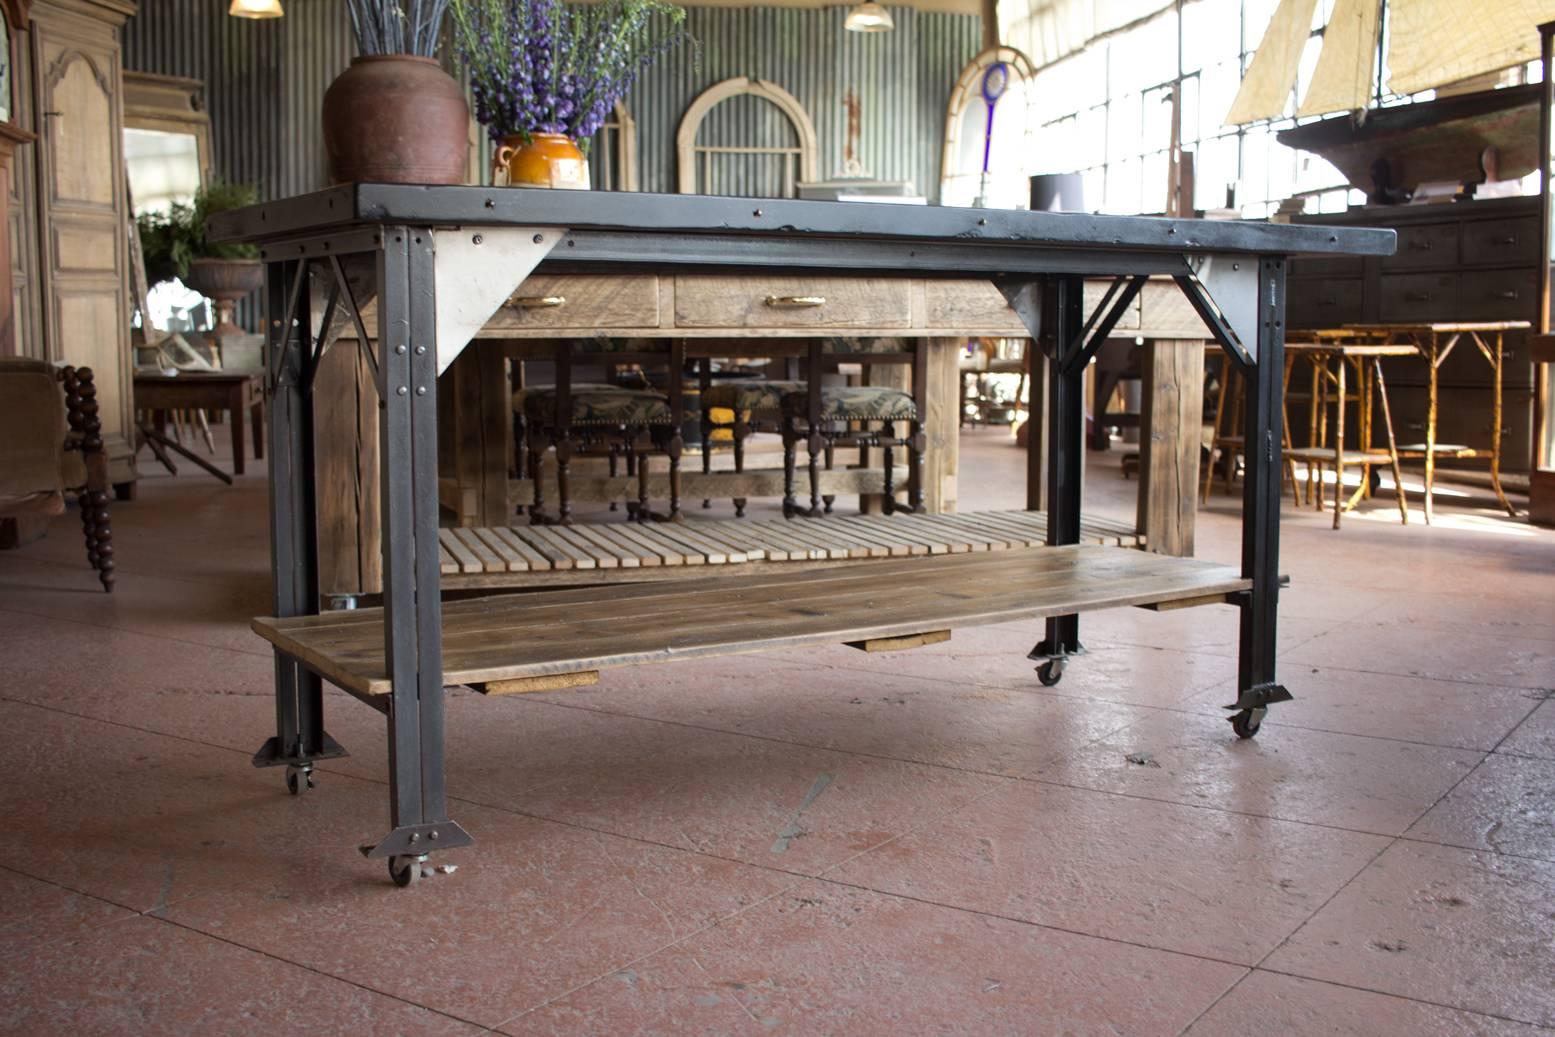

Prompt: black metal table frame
[211,185,1393,874]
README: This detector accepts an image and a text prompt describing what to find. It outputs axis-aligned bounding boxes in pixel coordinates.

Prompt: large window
[1029,0,1367,218]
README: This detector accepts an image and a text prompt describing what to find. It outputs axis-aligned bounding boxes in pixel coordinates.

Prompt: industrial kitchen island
[208,185,1394,885]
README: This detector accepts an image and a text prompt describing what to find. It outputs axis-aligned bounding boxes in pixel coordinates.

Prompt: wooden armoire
[6,0,138,490]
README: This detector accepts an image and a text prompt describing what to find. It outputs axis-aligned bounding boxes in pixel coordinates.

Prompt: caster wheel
[1036,659,1065,687]
[388,854,425,887]
[1230,707,1266,739]
[285,765,313,796]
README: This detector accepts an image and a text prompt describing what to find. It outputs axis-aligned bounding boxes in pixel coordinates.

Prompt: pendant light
[229,0,284,18]
[845,0,894,33]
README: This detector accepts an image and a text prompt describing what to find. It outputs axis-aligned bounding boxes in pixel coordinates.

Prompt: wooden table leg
[1486,331,1517,517]
[1423,335,1438,525]
[229,384,246,476]
[1024,336,1048,512]
[1136,338,1204,556]
[250,391,264,463]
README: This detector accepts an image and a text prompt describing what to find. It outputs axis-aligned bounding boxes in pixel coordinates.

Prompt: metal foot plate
[1225,682,1294,712]
[251,733,349,769]
[360,820,475,860]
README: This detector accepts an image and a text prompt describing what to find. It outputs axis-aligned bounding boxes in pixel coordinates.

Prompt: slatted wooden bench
[255,543,1248,705]
[436,509,1144,588]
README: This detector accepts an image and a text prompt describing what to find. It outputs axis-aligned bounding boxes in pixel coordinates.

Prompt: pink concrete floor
[1,423,1552,1036]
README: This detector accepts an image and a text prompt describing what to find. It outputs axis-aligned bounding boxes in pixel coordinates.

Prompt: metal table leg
[253,257,347,788]
[1227,257,1293,737]
[362,228,471,883]
[1031,275,1087,685]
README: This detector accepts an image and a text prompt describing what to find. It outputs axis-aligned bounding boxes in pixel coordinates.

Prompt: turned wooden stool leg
[806,430,824,517]
[554,436,574,526]
[667,429,684,522]
[732,417,749,518]
[908,418,926,513]
[528,433,546,523]
[608,444,619,511]
[881,436,897,516]
[821,440,836,513]
[782,418,799,519]
[635,430,652,522]
[64,366,114,592]
[699,399,713,510]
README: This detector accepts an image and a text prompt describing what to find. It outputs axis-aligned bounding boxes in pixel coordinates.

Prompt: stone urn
[185,257,263,341]
[322,55,469,185]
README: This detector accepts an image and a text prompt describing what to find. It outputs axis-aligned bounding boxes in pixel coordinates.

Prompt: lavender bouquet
[450,0,691,144]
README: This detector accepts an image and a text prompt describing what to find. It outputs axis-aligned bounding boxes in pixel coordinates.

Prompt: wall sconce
[845,0,894,32]
[229,0,284,18]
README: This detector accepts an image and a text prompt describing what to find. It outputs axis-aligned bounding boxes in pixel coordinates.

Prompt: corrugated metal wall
[123,2,981,203]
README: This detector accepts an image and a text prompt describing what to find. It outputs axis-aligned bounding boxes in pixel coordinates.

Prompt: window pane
[1183,0,1241,74]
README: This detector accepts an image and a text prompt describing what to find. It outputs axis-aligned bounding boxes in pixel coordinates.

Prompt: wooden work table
[209,184,1392,882]
[320,273,1218,598]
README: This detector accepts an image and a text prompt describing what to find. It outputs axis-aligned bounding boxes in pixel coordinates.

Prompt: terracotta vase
[493,133,591,189]
[185,258,263,339]
[321,56,469,185]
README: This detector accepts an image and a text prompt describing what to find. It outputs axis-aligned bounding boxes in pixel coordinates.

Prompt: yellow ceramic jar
[493,133,591,189]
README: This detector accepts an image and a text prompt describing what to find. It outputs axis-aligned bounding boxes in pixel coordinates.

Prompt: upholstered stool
[701,379,807,517]
[518,384,679,524]
[780,386,922,518]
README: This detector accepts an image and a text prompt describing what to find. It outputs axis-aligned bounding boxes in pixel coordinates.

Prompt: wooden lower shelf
[254,543,1248,697]
[436,509,1143,588]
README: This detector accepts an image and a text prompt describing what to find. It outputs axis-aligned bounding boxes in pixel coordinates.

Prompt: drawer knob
[1493,235,1518,246]
[1406,240,1434,251]
[1404,291,1432,302]
[765,295,826,308]
[513,295,566,309]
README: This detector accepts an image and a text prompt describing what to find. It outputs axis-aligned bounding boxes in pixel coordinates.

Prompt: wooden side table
[134,371,264,477]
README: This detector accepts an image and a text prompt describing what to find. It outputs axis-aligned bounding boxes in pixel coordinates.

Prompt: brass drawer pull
[1493,235,1519,246]
[765,295,826,308]
[1406,239,1434,251]
[513,295,566,309]
[1495,289,1520,300]
[1404,291,1432,302]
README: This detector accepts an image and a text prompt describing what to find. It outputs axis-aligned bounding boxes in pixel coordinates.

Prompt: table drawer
[924,279,1026,332]
[1382,222,1458,270]
[1458,268,1538,320]
[674,276,911,329]
[1378,272,1458,322]
[488,274,661,331]
[1461,216,1540,267]
[1287,276,1363,328]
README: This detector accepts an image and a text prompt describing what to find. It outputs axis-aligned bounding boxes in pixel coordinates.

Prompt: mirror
[123,72,213,358]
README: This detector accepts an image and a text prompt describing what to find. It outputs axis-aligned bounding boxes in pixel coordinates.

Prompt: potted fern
[137,181,263,340]
[322,0,470,184]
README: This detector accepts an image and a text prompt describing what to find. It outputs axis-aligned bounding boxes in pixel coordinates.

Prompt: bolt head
[416,386,427,396]
[415,345,426,355]
[395,344,407,355]
[533,233,544,244]
[397,386,408,396]
[409,832,420,843]
[473,234,483,245]
[429,829,440,840]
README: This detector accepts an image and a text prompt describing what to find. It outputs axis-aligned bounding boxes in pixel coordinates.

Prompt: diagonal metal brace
[996,275,1146,370]
[1062,275,1147,374]
[1175,269,1255,369]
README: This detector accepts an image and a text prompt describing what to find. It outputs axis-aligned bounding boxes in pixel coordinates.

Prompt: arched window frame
[675,76,819,196]
[939,47,1040,209]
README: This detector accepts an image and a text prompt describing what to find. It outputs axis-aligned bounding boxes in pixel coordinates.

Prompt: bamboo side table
[1282,342,1411,529]
[1295,323,1527,523]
